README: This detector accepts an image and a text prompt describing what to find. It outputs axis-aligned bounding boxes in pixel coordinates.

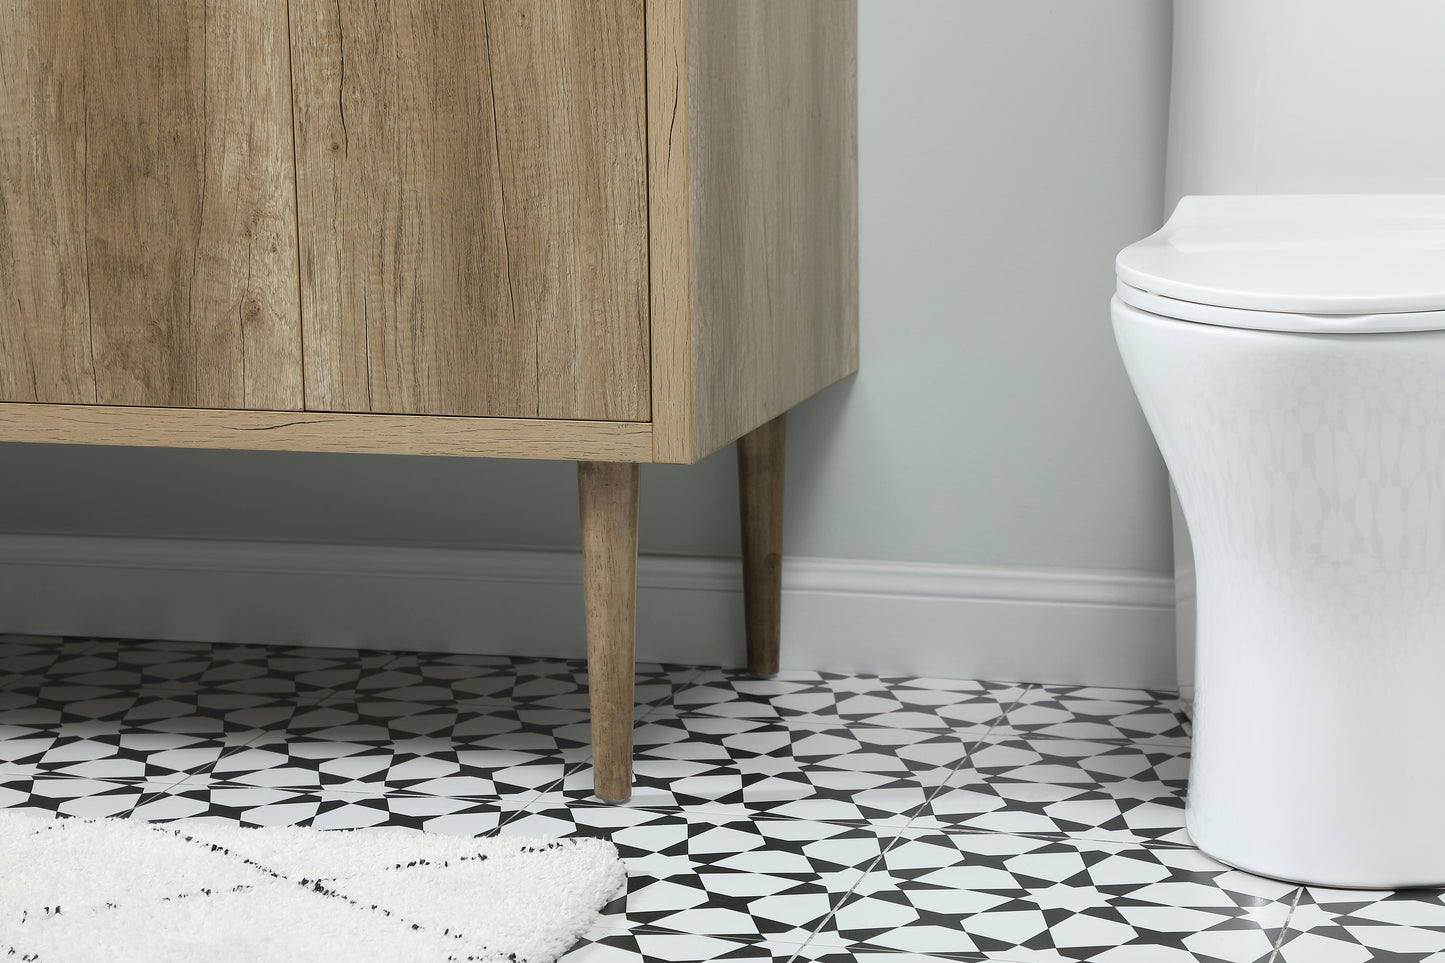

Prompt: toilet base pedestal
[1114,295,1445,889]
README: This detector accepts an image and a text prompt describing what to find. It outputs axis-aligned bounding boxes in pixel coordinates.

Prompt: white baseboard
[0,534,1176,689]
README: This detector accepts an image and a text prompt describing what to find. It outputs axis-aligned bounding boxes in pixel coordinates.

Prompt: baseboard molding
[0,534,1176,689]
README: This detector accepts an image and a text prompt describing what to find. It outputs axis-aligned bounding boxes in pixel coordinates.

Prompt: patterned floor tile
[117,688,308,737]
[0,635,86,689]
[532,714,974,821]
[128,780,510,835]
[0,727,54,773]
[357,652,703,712]
[789,949,984,962]
[0,681,160,726]
[512,806,901,948]
[24,637,218,693]
[562,932,808,961]
[19,638,1445,962]
[0,774,161,819]
[72,638,401,699]
[671,670,1025,732]
[1001,686,1191,747]
[0,725,230,783]
[207,699,587,800]
[0,685,310,783]
[815,830,1297,962]
[911,732,1191,846]
[1274,887,1445,962]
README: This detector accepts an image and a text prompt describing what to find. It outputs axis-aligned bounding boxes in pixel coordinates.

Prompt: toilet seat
[1114,280,1445,334]
[1116,194,1445,333]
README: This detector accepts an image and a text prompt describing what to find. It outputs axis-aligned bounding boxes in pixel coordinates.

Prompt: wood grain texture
[486,1,650,421]
[737,414,785,676]
[578,461,640,801]
[0,0,302,410]
[289,0,518,416]
[0,2,93,405]
[0,403,652,462]
[680,0,859,462]
[291,0,649,421]
[645,0,693,463]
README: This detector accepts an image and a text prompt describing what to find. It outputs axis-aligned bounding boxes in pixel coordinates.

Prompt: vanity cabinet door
[0,1,303,410]
[289,0,650,421]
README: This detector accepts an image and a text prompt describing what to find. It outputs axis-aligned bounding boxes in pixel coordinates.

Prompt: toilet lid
[1116,194,1445,331]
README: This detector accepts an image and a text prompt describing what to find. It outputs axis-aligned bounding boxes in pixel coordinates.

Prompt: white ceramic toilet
[1113,0,1445,890]
[1113,194,1445,888]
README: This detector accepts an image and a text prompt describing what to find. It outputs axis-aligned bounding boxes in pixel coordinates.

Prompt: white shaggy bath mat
[0,810,626,962]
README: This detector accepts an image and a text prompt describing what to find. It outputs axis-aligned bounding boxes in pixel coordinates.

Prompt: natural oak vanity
[0,0,858,801]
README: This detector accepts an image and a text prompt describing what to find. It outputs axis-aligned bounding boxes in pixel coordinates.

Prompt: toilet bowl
[1113,193,1445,888]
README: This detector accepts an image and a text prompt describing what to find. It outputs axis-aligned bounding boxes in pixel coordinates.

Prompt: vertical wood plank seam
[645,0,692,464]
[153,2,176,400]
[190,3,210,406]
[641,3,656,431]
[334,0,348,157]
[478,1,533,418]
[341,0,370,412]
[388,12,400,403]
[668,14,690,461]
[80,34,98,405]
[284,0,307,411]
[240,241,251,407]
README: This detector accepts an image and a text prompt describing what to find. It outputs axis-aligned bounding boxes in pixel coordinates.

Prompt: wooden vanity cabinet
[0,0,858,801]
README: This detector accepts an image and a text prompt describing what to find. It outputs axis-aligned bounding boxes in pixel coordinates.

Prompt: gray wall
[0,1,1174,578]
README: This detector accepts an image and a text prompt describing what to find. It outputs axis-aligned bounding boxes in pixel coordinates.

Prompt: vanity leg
[578,461,639,803]
[737,414,786,677]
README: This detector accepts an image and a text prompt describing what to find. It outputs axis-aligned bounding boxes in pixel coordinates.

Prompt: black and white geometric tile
[1002,685,1192,747]
[353,651,704,713]
[534,714,982,825]
[0,773,160,819]
[512,807,895,946]
[204,700,588,798]
[911,733,1192,846]
[1274,887,1445,962]
[811,830,1297,962]
[562,933,811,961]
[5,633,1445,962]
[19,636,396,700]
[0,685,297,783]
[129,780,515,835]
[671,669,1026,733]
[0,634,75,688]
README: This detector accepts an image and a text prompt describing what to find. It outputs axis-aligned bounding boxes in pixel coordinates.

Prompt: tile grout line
[892,681,1199,856]
[123,704,327,820]
[506,677,1045,832]
[560,664,954,959]
[780,684,1043,962]
[991,731,1191,751]
[906,681,1038,822]
[554,681,1038,821]
[1265,886,1305,962]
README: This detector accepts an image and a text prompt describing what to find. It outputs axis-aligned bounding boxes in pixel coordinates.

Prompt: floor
[2,635,1443,962]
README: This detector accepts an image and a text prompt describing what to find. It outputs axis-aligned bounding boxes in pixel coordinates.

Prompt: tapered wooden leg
[578,461,639,802]
[737,414,786,676]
